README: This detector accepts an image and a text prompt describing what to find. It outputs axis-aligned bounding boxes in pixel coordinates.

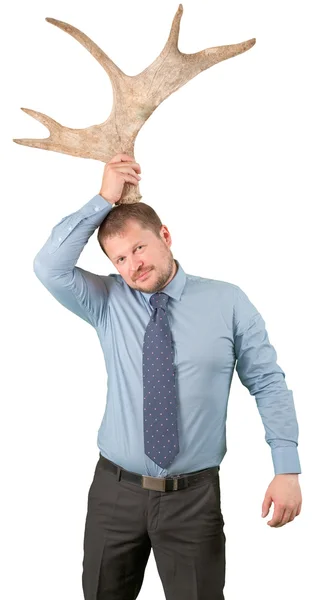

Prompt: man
[33,153,302,600]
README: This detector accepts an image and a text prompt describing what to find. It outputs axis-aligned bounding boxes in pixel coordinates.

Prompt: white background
[2,0,320,598]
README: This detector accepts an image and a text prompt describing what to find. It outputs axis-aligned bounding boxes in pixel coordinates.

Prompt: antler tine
[187,37,256,69]
[135,4,256,104]
[160,2,183,56]
[12,107,61,149]
[13,4,256,204]
[12,18,127,153]
[162,5,256,62]
[45,17,125,83]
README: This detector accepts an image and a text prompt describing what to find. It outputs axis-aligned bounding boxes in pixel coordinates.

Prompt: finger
[296,502,302,516]
[122,174,140,186]
[109,153,136,163]
[288,508,297,522]
[262,497,272,517]
[115,166,141,179]
[277,508,293,527]
[268,507,285,527]
[114,162,141,174]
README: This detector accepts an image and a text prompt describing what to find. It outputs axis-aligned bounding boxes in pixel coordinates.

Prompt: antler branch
[13,4,256,203]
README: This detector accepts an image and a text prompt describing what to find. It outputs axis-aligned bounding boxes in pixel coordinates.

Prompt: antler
[13,4,255,203]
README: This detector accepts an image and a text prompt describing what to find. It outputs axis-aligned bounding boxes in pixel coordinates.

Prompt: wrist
[99,191,115,204]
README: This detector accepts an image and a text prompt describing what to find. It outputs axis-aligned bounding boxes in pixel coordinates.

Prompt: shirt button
[58,237,62,241]
[94,206,99,212]
[68,226,72,231]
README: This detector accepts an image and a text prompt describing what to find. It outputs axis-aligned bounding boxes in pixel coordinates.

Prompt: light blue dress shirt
[33,193,301,477]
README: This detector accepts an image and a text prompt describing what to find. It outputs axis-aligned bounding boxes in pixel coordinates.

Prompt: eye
[117,246,144,264]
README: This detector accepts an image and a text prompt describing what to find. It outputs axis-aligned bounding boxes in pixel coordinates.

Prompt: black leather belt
[98,452,220,492]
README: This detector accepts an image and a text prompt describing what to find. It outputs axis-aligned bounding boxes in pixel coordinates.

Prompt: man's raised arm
[33,193,114,328]
[33,153,142,328]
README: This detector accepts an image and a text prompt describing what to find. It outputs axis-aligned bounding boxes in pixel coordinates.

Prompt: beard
[134,252,176,293]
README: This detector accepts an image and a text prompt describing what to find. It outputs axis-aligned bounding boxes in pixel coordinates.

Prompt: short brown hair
[97,201,163,258]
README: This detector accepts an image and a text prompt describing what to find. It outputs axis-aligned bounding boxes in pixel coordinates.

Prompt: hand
[261,474,302,527]
[99,153,141,205]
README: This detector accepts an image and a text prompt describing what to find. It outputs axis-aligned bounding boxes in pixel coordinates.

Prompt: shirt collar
[140,259,186,304]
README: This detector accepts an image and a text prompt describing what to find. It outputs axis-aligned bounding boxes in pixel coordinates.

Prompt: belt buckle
[142,476,167,491]
[142,476,180,491]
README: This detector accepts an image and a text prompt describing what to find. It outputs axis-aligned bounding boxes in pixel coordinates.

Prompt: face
[103,219,177,293]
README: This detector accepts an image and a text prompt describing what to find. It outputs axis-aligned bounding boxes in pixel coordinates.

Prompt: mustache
[134,268,151,280]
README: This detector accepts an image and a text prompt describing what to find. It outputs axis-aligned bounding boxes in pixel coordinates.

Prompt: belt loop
[116,465,121,481]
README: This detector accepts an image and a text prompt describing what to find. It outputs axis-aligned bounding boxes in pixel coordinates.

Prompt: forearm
[33,193,113,278]
[233,285,302,476]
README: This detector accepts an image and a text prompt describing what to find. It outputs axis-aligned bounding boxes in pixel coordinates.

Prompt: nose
[129,259,144,278]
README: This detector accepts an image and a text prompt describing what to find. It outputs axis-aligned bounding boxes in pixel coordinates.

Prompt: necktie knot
[149,292,169,311]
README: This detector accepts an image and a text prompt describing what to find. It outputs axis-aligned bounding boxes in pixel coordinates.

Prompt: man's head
[97,202,177,293]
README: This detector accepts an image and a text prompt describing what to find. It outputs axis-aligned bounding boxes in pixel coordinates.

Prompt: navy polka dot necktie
[143,292,179,468]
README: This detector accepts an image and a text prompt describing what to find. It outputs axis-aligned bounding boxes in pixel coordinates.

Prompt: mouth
[136,269,151,281]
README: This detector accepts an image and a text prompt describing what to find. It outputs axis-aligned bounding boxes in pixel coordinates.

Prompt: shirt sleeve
[33,193,115,329]
[233,285,302,475]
